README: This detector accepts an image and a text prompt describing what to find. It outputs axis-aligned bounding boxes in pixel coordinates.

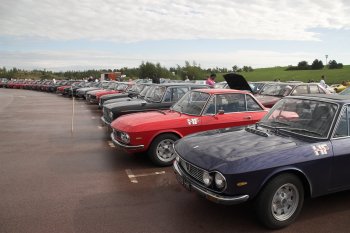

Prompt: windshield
[259,98,338,138]
[172,91,210,115]
[339,87,350,95]
[116,83,128,91]
[214,82,227,89]
[260,83,294,96]
[140,85,152,97]
[250,82,266,94]
[147,86,166,102]
[129,84,143,93]
[106,82,117,90]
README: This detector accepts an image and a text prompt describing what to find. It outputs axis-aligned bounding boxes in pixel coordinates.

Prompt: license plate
[176,173,191,191]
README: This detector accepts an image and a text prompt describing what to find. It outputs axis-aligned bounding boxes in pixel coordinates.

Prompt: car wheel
[148,134,180,166]
[255,173,304,229]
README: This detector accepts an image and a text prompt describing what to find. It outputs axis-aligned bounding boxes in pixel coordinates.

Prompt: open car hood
[223,73,252,92]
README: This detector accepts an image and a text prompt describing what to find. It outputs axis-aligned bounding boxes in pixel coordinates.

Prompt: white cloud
[1,0,350,42]
[1,49,345,71]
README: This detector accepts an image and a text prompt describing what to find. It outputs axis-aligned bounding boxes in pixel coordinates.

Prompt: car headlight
[203,171,213,187]
[120,132,130,144]
[109,111,113,119]
[214,172,226,190]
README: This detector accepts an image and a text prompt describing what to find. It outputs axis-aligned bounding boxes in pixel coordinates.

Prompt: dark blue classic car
[173,94,350,229]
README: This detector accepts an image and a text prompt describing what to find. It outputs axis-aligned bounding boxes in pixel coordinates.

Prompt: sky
[0,0,350,71]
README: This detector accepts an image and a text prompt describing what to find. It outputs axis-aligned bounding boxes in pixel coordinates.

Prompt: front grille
[113,130,122,140]
[90,95,96,100]
[179,157,204,184]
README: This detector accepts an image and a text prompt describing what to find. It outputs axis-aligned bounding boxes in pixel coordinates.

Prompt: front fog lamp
[120,132,130,144]
[109,111,113,119]
[203,171,213,187]
[214,172,226,190]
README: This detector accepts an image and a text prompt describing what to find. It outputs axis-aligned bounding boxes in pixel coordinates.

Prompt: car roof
[286,94,350,104]
[193,88,250,95]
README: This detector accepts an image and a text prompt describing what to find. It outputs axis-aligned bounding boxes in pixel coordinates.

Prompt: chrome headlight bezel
[120,132,130,144]
[202,171,213,187]
[108,111,113,119]
[214,172,226,190]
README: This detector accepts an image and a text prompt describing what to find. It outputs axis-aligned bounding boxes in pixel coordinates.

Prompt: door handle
[243,116,252,120]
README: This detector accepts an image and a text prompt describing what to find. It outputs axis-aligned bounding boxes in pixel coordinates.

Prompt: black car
[75,81,109,99]
[101,83,208,126]
[173,94,350,229]
[98,83,150,109]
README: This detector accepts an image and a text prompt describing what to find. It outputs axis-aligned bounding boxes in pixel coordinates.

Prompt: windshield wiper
[151,109,166,115]
[278,128,323,137]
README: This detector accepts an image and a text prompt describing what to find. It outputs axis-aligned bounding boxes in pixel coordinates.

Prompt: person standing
[206,73,216,88]
[320,75,327,88]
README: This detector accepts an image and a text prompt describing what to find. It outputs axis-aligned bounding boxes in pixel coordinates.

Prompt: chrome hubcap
[156,139,175,162]
[271,183,299,221]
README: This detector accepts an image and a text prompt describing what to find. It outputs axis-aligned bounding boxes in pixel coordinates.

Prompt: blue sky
[0,0,349,71]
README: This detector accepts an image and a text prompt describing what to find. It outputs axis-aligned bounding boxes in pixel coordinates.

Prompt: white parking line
[108,141,115,147]
[125,169,138,183]
[98,126,104,130]
[125,169,166,183]
[91,116,96,119]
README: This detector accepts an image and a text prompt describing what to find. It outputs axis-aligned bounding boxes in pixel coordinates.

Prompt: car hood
[87,89,103,95]
[77,87,99,92]
[105,99,146,111]
[111,110,183,131]
[223,73,252,92]
[175,127,307,173]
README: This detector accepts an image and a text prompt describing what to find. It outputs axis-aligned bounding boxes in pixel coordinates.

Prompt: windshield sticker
[187,118,199,125]
[312,144,329,156]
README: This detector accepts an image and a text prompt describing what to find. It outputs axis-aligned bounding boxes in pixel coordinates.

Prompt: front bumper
[110,132,144,150]
[100,116,111,126]
[173,160,249,205]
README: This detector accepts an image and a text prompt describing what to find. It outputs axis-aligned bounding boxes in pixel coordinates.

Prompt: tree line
[286,59,343,71]
[0,62,253,81]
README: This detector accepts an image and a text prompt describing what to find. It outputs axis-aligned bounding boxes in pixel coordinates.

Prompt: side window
[246,95,263,111]
[174,87,189,101]
[291,85,308,95]
[204,96,216,115]
[309,85,321,94]
[216,94,246,113]
[334,106,350,138]
[163,88,172,102]
[163,87,188,102]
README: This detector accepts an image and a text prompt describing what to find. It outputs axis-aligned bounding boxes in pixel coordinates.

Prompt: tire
[148,133,180,166]
[255,173,304,229]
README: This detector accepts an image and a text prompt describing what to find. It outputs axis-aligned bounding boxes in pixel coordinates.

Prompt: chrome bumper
[100,116,111,126]
[110,133,144,150]
[173,160,249,205]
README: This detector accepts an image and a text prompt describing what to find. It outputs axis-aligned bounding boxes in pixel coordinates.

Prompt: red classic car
[110,88,268,166]
[89,82,131,104]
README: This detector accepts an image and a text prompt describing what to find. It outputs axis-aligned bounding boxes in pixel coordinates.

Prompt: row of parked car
[2,75,350,229]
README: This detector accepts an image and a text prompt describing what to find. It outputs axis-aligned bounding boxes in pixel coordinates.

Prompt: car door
[200,93,264,131]
[330,105,350,190]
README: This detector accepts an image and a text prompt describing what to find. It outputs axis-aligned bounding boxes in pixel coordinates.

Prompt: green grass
[216,65,350,85]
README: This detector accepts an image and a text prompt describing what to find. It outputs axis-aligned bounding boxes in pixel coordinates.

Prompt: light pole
[325,55,328,68]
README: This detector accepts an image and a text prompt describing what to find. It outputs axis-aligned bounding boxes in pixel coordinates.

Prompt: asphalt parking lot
[1,88,350,233]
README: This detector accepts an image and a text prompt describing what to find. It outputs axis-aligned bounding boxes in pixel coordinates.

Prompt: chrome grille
[113,130,122,140]
[179,158,204,184]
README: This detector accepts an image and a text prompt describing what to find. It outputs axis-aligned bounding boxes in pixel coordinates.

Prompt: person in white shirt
[320,75,327,88]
